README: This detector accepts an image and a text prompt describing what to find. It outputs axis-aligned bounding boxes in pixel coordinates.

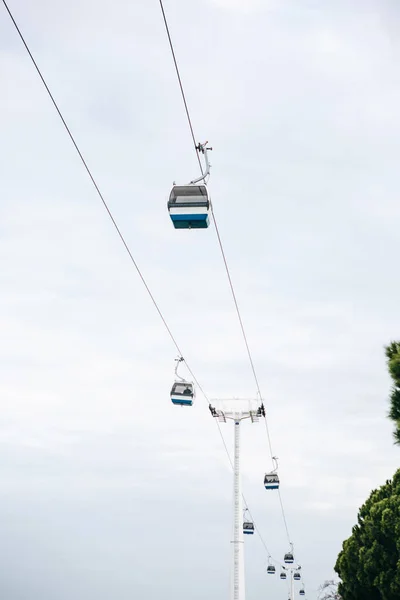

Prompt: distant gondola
[170,357,195,406]
[243,509,254,535]
[264,456,280,490]
[267,565,276,575]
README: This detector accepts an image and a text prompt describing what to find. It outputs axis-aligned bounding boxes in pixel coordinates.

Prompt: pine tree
[385,341,400,444]
[335,471,400,599]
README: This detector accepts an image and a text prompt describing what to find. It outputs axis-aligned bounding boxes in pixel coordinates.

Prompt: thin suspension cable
[263,415,291,545]
[211,202,275,455]
[1,0,210,444]
[4,0,300,572]
[244,503,277,564]
[2,0,278,567]
[278,490,291,545]
[156,0,286,563]
[157,5,288,543]
[210,204,263,396]
[158,0,203,176]
[156,0,298,563]
[1,0,187,360]
[1,1,216,473]
[159,0,279,482]
[211,202,296,549]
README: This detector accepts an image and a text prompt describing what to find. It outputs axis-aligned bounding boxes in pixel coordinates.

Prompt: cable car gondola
[280,570,287,580]
[243,521,254,535]
[284,543,294,564]
[267,558,275,575]
[170,381,195,406]
[294,572,301,581]
[167,142,212,230]
[284,552,294,564]
[170,357,195,406]
[284,543,295,564]
[243,509,254,535]
[299,589,305,596]
[264,456,280,490]
[168,185,210,229]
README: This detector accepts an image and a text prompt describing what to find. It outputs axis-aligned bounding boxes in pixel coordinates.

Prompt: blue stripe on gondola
[264,485,279,489]
[170,213,208,219]
[171,398,193,406]
[170,214,209,229]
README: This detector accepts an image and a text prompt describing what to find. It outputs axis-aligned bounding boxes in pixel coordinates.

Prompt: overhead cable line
[156,0,288,562]
[211,178,293,549]
[1,0,207,409]
[156,0,295,553]
[1,0,184,362]
[2,0,276,566]
[158,0,204,176]
[211,202,295,547]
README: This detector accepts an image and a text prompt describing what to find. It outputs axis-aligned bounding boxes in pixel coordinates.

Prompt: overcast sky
[1,0,399,599]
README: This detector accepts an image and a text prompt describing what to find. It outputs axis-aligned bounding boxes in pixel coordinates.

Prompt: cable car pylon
[209,399,265,600]
[280,559,303,600]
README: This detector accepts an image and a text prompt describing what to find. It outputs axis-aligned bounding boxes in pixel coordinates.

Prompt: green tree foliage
[335,470,400,600]
[385,341,400,444]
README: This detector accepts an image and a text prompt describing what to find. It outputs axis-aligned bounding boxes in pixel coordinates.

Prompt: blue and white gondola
[168,185,210,229]
[264,472,279,490]
[170,381,195,406]
[280,570,287,580]
[243,508,254,535]
[284,552,294,564]
[267,565,275,575]
[299,589,305,596]
[264,456,280,490]
[294,572,301,581]
[243,521,254,535]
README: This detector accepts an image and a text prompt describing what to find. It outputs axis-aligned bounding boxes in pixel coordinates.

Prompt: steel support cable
[1,0,186,357]
[3,0,296,575]
[157,0,298,562]
[2,0,277,568]
[158,0,204,176]
[211,202,277,461]
[1,4,223,475]
[156,0,284,566]
[211,202,296,550]
[280,508,292,548]
[156,0,279,487]
[1,0,208,411]
[260,416,291,546]
[157,0,300,569]
[1,0,210,433]
[213,208,298,553]
[278,485,291,545]
[211,209,293,548]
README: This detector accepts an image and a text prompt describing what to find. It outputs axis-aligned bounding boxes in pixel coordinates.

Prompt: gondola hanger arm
[188,141,212,185]
[174,356,185,381]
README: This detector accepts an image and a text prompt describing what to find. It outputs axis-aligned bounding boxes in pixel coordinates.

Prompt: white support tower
[290,569,294,600]
[209,399,265,600]
[283,564,301,600]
